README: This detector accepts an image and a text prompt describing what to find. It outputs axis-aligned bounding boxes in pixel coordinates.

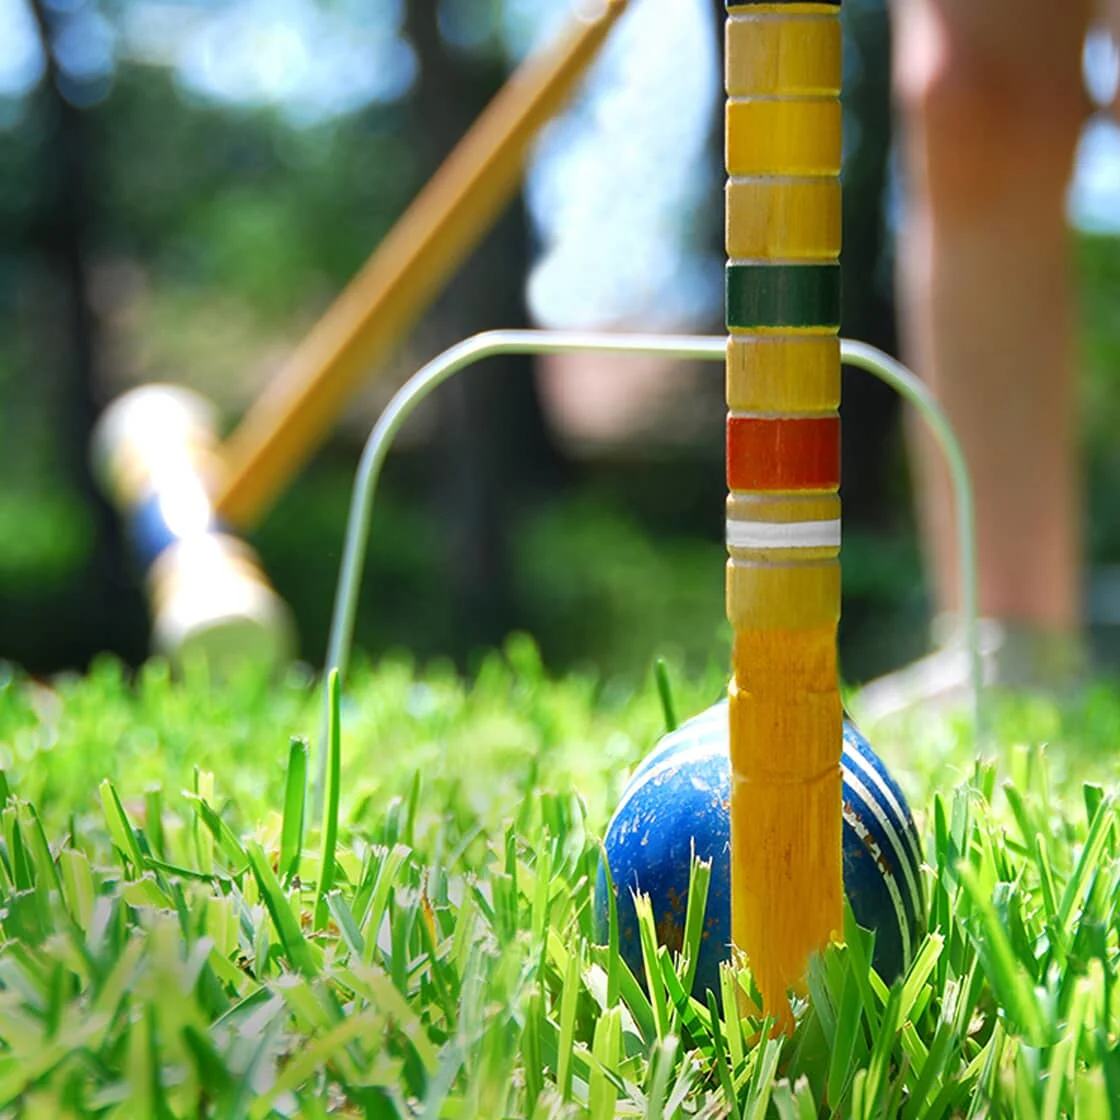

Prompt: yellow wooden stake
[215,0,629,529]
[724,0,844,1028]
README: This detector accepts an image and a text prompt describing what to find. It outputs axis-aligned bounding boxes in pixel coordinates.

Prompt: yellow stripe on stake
[725,13,842,96]
[726,559,840,629]
[726,179,841,261]
[726,336,840,412]
[726,99,842,178]
[725,0,844,1029]
[727,493,840,525]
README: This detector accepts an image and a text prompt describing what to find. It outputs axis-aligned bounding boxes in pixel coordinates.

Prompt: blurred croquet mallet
[92,384,296,678]
[215,0,630,529]
[93,0,629,672]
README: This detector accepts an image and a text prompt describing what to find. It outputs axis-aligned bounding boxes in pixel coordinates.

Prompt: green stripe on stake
[726,263,841,330]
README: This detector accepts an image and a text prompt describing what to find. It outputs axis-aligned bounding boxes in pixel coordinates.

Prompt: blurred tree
[0,0,921,680]
[838,0,903,528]
[2,0,148,670]
[405,0,570,661]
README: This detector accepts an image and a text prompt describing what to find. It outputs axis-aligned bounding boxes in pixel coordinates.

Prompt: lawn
[0,642,1118,1116]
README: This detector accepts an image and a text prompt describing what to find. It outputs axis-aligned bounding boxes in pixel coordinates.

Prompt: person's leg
[859,0,1093,718]
[892,0,1090,663]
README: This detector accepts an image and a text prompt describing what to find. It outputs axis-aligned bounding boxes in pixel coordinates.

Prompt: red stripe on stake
[727,415,840,491]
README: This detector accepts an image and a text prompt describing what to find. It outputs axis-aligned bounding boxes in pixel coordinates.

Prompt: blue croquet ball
[594,700,925,999]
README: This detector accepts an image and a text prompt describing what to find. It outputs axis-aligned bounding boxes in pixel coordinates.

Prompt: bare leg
[892,0,1090,637]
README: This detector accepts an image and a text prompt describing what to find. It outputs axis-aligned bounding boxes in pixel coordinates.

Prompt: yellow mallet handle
[215,0,629,529]
[724,0,844,1028]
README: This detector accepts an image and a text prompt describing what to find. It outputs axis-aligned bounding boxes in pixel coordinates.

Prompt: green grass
[1,642,1120,1116]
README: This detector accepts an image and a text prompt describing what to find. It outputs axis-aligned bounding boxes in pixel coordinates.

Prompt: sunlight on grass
[0,645,1119,1113]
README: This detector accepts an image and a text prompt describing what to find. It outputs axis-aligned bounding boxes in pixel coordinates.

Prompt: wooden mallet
[93,0,629,671]
[215,0,630,529]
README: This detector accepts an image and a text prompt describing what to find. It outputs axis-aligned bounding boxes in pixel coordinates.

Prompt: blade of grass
[248,1008,382,1119]
[530,837,554,968]
[588,1006,622,1120]
[654,659,678,733]
[279,737,308,885]
[612,948,657,1044]
[658,950,710,1047]
[144,787,165,861]
[18,803,63,929]
[745,1033,784,1120]
[521,988,545,1114]
[58,849,95,933]
[98,780,145,871]
[180,1024,234,1102]
[360,843,411,967]
[771,1077,817,1120]
[643,1035,678,1120]
[706,988,741,1120]
[314,670,342,931]
[1057,795,1114,942]
[556,937,583,1103]
[862,985,902,1118]
[185,794,249,875]
[246,841,319,978]
[827,955,866,1106]
[191,768,214,876]
[899,933,944,1023]
[634,892,672,1040]
[1083,783,1105,828]
[957,861,1048,1046]
[144,857,225,884]
[841,901,882,1035]
[598,844,620,1009]
[325,890,366,960]
[404,769,422,850]
[1041,971,1093,1120]
[414,887,458,1029]
[721,962,745,1070]
[1034,832,1060,929]
[678,849,712,999]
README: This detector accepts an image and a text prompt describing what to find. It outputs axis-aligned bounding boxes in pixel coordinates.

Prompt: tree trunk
[404,0,569,661]
[24,0,147,671]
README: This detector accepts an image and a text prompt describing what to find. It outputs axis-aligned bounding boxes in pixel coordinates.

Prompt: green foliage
[514,498,731,680]
[1078,231,1120,561]
[0,492,92,588]
[1,650,1120,1113]
[255,479,739,683]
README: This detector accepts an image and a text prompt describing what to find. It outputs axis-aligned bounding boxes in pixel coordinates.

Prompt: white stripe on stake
[726,518,842,551]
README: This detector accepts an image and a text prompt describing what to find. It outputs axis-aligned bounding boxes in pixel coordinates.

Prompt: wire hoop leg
[317,330,980,806]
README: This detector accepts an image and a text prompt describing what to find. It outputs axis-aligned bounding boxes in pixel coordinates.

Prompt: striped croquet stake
[724,0,844,1026]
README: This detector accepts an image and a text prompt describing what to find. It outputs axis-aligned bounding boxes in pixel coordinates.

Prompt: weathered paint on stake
[726,100,842,178]
[726,415,840,491]
[725,13,842,97]
[726,179,842,261]
[726,493,841,563]
[726,558,840,628]
[725,0,844,1028]
[727,336,840,411]
[726,263,841,331]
